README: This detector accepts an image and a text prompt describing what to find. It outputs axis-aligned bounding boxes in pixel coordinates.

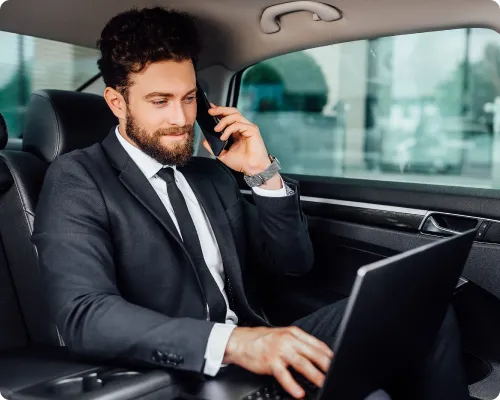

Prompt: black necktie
[156,167,227,323]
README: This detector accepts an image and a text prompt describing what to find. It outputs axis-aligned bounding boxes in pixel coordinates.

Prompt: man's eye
[152,100,167,106]
[184,96,196,103]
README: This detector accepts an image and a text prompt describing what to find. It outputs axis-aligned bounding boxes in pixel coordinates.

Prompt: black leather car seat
[0,113,30,352]
[0,90,117,347]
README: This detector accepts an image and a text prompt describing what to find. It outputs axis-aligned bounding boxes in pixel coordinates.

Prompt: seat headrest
[0,113,8,150]
[22,90,118,163]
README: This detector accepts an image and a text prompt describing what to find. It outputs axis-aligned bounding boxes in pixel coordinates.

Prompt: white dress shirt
[115,127,289,375]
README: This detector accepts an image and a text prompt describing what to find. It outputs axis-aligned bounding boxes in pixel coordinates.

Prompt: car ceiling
[0,0,498,72]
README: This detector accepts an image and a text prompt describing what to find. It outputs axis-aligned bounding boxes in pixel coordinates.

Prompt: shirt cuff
[203,323,237,376]
[252,177,293,197]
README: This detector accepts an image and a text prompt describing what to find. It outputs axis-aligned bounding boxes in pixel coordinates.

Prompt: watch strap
[243,155,282,187]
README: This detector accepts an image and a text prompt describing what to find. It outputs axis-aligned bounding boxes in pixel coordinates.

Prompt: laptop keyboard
[242,371,319,400]
[243,384,291,400]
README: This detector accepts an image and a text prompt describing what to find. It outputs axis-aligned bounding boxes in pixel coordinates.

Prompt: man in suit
[32,7,470,400]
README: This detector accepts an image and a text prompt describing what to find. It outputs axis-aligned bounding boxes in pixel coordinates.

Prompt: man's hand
[224,326,333,399]
[202,105,282,190]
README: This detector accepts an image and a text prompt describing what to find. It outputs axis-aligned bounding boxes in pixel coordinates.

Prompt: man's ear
[104,87,127,120]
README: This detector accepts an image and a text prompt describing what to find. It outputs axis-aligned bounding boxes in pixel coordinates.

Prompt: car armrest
[0,346,180,400]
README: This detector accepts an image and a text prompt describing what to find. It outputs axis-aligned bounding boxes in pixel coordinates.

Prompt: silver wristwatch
[243,154,282,187]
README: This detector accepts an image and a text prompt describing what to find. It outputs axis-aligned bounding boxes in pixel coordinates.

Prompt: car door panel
[250,186,500,309]
[239,174,500,397]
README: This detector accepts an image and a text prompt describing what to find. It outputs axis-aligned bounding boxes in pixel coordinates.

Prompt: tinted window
[0,31,99,137]
[239,28,500,189]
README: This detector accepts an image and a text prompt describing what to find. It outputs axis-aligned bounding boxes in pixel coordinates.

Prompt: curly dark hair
[97,7,201,100]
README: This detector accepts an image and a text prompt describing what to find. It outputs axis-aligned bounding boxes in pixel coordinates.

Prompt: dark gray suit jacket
[31,131,314,373]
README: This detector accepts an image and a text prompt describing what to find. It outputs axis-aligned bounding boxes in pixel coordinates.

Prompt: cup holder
[45,369,142,397]
[49,373,103,396]
[100,370,141,384]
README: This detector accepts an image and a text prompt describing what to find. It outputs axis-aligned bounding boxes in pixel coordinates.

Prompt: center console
[0,346,182,400]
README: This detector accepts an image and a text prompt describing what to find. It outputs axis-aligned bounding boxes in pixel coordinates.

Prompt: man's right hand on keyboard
[223,326,333,399]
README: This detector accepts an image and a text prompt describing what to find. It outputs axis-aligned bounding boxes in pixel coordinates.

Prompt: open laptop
[179,229,476,400]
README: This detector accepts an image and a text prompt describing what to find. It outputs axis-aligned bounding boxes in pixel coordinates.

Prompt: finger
[202,139,215,156]
[271,362,305,399]
[293,341,331,373]
[220,122,255,141]
[287,355,326,389]
[289,327,334,358]
[208,105,240,117]
[214,113,251,132]
[209,102,217,109]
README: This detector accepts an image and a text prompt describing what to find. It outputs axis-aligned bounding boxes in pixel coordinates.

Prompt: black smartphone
[196,83,233,156]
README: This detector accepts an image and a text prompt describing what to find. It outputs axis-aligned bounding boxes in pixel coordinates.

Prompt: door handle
[422,216,461,236]
[421,213,479,237]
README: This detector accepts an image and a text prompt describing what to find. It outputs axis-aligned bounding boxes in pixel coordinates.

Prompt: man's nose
[167,102,187,127]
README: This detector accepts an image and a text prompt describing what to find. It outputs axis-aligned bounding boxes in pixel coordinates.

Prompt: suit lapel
[119,163,184,245]
[101,131,184,247]
[181,165,268,325]
[180,164,246,297]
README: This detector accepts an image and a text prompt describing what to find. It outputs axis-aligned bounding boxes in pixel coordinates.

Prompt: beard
[125,110,195,167]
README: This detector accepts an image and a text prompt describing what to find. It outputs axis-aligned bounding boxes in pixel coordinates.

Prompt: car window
[0,31,99,138]
[238,28,500,189]
[82,76,106,96]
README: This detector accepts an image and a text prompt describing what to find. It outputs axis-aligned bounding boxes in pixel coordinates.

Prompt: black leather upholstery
[0,116,29,351]
[0,113,9,150]
[0,232,29,351]
[0,151,59,346]
[0,91,117,348]
[23,90,118,162]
